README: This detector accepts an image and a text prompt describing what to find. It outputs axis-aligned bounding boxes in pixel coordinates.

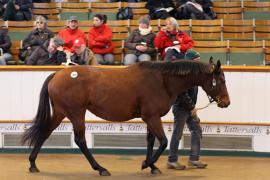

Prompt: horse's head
[201,57,230,108]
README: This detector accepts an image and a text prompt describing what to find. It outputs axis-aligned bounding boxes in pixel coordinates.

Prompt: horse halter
[207,76,222,105]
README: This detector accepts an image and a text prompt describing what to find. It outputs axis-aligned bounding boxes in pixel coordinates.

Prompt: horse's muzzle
[217,100,230,108]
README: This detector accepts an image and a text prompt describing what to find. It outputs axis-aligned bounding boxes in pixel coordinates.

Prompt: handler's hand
[191,108,197,117]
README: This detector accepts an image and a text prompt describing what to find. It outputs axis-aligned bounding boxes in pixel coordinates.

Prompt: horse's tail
[22,73,56,147]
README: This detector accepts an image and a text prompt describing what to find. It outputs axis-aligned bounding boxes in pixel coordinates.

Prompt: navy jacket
[0,28,11,54]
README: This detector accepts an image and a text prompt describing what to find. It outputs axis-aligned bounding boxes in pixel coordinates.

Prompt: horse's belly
[87,104,137,122]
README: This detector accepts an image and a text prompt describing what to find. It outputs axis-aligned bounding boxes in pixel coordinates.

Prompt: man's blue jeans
[168,107,202,162]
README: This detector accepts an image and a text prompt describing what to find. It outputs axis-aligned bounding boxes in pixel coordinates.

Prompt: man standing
[167,49,207,170]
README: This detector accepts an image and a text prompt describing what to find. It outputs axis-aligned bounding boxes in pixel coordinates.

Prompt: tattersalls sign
[0,122,267,136]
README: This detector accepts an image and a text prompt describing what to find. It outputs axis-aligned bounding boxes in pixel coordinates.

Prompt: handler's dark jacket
[125,29,156,56]
[173,86,198,111]
[26,45,66,65]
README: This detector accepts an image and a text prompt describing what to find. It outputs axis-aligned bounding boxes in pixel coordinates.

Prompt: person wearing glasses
[20,15,54,62]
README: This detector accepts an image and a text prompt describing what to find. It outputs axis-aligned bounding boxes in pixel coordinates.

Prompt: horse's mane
[139,60,213,76]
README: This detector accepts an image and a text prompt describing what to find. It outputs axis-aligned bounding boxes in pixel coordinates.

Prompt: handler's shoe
[167,162,186,170]
[188,160,208,169]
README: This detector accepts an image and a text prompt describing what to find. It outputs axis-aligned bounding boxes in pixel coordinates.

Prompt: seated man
[58,16,86,53]
[2,0,32,21]
[71,38,97,65]
[26,37,66,65]
[0,28,12,65]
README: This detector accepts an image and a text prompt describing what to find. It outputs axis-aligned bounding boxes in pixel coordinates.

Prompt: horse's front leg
[142,117,168,174]
[145,129,161,174]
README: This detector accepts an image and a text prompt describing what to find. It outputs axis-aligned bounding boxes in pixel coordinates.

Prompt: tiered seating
[89,2,121,20]
[61,3,90,20]
[223,19,255,41]
[191,19,222,41]
[265,41,270,64]
[32,3,61,20]
[7,21,34,41]
[229,41,264,65]
[255,20,270,40]
[194,41,229,65]
[243,1,270,20]
[47,20,67,34]
[213,1,242,20]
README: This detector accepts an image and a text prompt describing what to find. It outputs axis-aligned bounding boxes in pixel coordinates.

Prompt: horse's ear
[209,56,214,64]
[214,60,221,73]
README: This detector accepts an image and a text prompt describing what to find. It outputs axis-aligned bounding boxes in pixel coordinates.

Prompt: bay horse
[22,58,230,176]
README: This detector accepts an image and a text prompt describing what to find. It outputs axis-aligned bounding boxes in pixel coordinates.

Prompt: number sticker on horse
[70,71,78,78]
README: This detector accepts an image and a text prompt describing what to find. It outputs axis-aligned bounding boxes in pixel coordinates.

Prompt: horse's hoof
[151,168,162,174]
[99,169,111,176]
[141,160,148,170]
[29,166,40,173]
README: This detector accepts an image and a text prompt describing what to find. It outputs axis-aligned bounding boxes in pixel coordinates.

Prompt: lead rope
[196,102,216,111]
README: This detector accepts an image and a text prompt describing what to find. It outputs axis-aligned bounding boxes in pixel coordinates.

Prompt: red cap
[73,38,86,47]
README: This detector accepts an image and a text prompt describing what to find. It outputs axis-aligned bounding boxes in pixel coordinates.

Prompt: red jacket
[58,28,86,52]
[154,30,194,57]
[88,24,114,54]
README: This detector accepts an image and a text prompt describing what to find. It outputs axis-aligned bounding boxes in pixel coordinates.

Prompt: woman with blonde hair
[154,17,194,61]
[21,16,54,62]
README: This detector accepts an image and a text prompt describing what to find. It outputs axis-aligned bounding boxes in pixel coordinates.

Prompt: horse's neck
[165,74,206,96]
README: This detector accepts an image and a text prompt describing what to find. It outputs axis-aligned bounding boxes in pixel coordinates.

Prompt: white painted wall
[0,71,269,124]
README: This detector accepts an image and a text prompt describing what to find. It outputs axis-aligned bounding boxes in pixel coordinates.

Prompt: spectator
[2,0,32,21]
[26,36,66,65]
[145,0,176,20]
[175,0,216,20]
[154,17,194,61]
[0,28,12,65]
[58,16,87,53]
[167,49,207,170]
[20,16,54,62]
[124,16,156,65]
[71,38,97,65]
[88,14,114,65]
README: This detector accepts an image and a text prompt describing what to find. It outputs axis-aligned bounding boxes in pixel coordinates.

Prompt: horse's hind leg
[29,111,64,172]
[146,129,161,174]
[69,113,111,176]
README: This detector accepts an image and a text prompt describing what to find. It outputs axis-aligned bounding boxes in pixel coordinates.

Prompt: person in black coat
[175,0,216,20]
[145,0,176,19]
[0,28,12,65]
[20,16,54,62]
[167,49,208,170]
[1,0,33,21]
[26,37,66,65]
